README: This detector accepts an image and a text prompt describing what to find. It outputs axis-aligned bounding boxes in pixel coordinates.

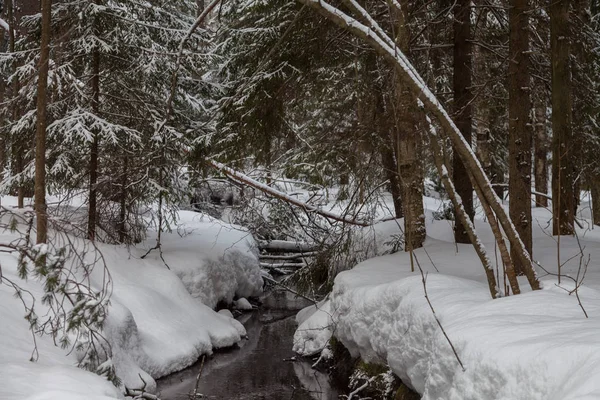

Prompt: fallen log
[259,252,319,260]
[258,240,318,253]
[260,262,307,269]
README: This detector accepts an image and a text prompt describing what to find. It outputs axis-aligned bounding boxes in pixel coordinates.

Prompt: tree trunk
[508,0,533,275]
[6,0,25,208]
[534,96,548,208]
[34,0,51,244]
[551,0,575,236]
[452,0,474,244]
[392,0,425,251]
[591,175,600,226]
[88,5,100,241]
[426,122,499,299]
[118,155,128,243]
[300,0,540,290]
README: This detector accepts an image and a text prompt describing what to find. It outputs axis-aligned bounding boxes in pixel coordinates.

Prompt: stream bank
[156,289,339,399]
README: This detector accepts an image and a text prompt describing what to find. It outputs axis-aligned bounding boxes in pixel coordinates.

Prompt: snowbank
[295,202,600,400]
[154,210,263,308]
[0,198,263,399]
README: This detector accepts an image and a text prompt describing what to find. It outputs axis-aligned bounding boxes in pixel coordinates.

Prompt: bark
[508,0,533,275]
[34,0,51,244]
[381,145,403,218]
[118,155,128,243]
[534,96,548,208]
[6,0,25,208]
[551,0,575,236]
[592,175,600,226]
[452,0,474,244]
[391,0,425,251]
[297,0,541,290]
[87,10,100,241]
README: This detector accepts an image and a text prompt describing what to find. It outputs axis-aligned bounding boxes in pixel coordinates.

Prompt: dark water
[156,290,339,400]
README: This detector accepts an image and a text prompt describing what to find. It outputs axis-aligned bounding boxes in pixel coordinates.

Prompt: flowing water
[157,289,339,400]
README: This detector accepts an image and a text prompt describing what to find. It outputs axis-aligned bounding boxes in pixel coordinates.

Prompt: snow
[0,197,263,399]
[152,210,263,308]
[295,197,600,399]
[233,297,253,310]
[0,17,9,33]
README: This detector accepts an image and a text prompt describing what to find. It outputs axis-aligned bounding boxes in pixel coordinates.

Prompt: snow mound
[295,202,600,400]
[153,211,263,308]
[0,202,260,399]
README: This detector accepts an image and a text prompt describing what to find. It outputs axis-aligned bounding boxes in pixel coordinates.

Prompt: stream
[156,289,339,400]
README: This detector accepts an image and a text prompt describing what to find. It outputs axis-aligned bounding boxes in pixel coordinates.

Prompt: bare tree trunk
[426,122,499,299]
[534,96,548,208]
[87,1,101,241]
[34,0,52,244]
[508,0,533,275]
[5,0,25,208]
[87,13,100,241]
[452,0,474,244]
[118,155,128,243]
[551,0,575,236]
[592,176,600,226]
[375,75,403,219]
[381,145,403,218]
[392,0,425,251]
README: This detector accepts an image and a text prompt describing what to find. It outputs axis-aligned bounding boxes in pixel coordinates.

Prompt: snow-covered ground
[295,196,600,400]
[0,196,263,399]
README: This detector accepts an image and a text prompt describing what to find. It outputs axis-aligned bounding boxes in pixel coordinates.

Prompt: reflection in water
[157,290,339,400]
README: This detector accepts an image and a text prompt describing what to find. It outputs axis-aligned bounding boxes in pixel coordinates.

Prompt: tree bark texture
[508,0,533,274]
[452,0,474,244]
[534,95,548,208]
[551,0,575,235]
[34,0,52,244]
[392,0,425,251]
[88,1,100,241]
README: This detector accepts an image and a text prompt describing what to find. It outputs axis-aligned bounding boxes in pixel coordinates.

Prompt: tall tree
[508,0,533,273]
[550,0,575,235]
[452,0,474,244]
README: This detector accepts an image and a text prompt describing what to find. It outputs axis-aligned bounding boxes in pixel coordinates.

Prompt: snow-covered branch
[209,160,370,226]
[0,18,9,32]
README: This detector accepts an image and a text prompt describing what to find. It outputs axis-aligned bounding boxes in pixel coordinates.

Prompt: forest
[1,0,600,399]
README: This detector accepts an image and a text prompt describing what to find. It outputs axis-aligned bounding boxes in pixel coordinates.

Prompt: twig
[191,355,206,399]
[262,275,318,305]
[414,254,466,372]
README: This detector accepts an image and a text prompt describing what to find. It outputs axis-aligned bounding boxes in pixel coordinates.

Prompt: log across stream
[156,289,339,399]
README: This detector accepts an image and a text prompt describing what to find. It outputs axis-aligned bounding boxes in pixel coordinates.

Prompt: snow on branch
[0,18,9,32]
[209,160,370,227]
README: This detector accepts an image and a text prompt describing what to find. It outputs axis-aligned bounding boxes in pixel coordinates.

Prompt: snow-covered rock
[233,297,253,310]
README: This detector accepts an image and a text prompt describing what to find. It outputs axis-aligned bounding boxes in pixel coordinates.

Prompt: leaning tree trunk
[302,0,541,290]
[551,0,575,236]
[452,0,474,244]
[34,0,52,244]
[425,120,499,299]
[508,0,533,275]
